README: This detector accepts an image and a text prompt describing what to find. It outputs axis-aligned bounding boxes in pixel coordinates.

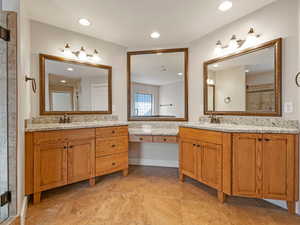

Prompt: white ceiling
[131,52,184,86]
[25,0,276,48]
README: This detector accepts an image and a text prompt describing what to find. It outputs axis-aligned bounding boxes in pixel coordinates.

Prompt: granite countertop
[25,121,129,132]
[181,122,300,134]
[25,121,299,134]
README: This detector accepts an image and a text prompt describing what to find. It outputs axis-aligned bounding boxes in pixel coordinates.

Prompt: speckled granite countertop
[181,122,299,134]
[25,121,128,132]
[25,121,299,134]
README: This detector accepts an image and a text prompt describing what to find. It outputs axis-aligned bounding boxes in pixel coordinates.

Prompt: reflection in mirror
[128,49,188,121]
[40,54,112,114]
[204,39,281,116]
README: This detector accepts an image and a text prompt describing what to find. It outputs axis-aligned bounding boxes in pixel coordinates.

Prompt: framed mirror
[40,54,112,115]
[127,48,188,121]
[204,38,282,116]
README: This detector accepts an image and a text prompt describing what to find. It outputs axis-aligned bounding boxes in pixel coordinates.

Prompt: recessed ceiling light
[79,18,91,26]
[67,67,74,71]
[60,80,67,83]
[151,32,160,39]
[218,1,233,12]
[178,72,183,76]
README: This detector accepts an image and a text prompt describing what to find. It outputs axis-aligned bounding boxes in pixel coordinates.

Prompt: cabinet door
[34,143,68,192]
[180,139,197,178]
[262,134,294,200]
[197,143,222,190]
[232,133,262,197]
[68,139,95,184]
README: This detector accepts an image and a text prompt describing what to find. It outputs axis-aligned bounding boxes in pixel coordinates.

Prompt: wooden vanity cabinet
[25,126,129,204]
[232,133,299,213]
[179,128,229,202]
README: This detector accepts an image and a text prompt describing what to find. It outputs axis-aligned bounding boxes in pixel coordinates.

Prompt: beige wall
[30,21,127,120]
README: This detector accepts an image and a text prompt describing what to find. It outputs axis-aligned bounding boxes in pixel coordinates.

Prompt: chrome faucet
[209,112,220,124]
[59,114,71,123]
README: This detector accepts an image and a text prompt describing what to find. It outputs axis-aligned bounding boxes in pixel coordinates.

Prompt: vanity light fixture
[62,44,102,63]
[60,80,67,83]
[214,28,260,54]
[151,32,160,39]
[228,35,238,50]
[67,67,74,71]
[218,1,233,12]
[79,18,91,26]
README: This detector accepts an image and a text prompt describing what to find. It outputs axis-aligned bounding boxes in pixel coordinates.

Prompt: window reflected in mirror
[40,54,112,115]
[128,49,188,121]
[204,39,281,116]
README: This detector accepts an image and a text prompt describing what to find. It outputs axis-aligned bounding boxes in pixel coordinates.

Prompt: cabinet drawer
[152,136,178,143]
[95,153,128,176]
[96,137,128,157]
[96,126,128,138]
[129,135,153,143]
[34,128,95,144]
[179,128,222,145]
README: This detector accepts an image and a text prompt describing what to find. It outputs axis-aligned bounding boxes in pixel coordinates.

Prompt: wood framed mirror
[204,38,282,116]
[127,48,189,121]
[40,54,112,115]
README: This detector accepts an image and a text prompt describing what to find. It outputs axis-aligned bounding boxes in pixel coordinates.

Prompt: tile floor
[26,166,300,225]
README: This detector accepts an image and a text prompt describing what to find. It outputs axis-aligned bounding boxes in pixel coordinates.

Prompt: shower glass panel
[0,12,9,223]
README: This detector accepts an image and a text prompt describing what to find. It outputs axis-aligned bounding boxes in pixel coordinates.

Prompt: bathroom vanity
[25,124,129,204]
[179,124,299,214]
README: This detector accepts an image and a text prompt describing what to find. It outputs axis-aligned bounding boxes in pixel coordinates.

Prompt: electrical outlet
[284,102,293,113]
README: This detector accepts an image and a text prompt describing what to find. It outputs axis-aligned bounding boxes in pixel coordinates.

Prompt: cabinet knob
[258,138,263,142]
[69,145,74,149]
[111,144,116,148]
[112,162,116,166]
[139,137,143,141]
[264,138,270,142]
[112,130,116,134]
[64,146,67,149]
[163,138,167,142]
[197,144,200,148]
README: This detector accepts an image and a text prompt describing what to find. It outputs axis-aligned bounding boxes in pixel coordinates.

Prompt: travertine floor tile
[26,166,300,225]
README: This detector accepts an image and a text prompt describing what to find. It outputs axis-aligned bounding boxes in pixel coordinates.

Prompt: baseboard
[129,158,179,168]
[264,199,300,215]
[3,216,20,225]
[20,196,28,225]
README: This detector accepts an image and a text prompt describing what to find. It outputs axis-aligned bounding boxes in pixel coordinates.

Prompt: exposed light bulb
[78,46,87,61]
[92,49,102,62]
[228,35,238,51]
[245,28,257,47]
[215,40,223,55]
[63,43,72,58]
